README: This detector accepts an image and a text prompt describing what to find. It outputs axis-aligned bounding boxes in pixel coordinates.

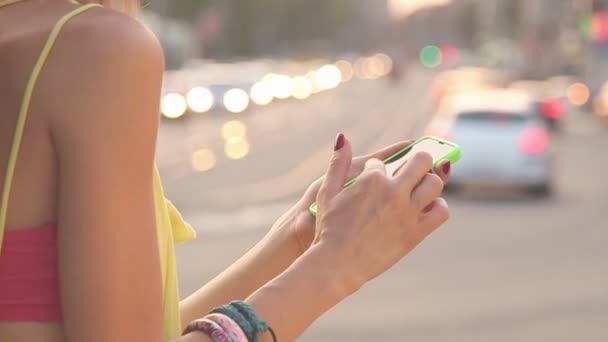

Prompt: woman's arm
[179,141,452,328]
[181,137,450,341]
[179,221,304,327]
[178,141,410,325]
[51,10,167,342]
[176,244,351,342]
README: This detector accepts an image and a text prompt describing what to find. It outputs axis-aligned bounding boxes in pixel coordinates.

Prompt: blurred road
[160,68,608,341]
[157,67,434,214]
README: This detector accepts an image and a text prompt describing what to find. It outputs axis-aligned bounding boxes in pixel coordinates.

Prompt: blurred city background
[144,0,608,340]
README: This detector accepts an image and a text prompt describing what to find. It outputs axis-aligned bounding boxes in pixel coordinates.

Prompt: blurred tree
[459,2,478,48]
[153,0,364,57]
[249,0,355,56]
[167,0,211,20]
[210,0,357,57]
[501,0,522,40]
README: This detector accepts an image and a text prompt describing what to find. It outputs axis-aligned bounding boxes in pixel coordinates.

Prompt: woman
[0,0,452,341]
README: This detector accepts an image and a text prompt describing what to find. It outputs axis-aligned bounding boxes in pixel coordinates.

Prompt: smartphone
[309,136,461,217]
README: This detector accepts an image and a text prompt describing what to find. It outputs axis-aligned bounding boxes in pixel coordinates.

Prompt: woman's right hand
[313,133,450,291]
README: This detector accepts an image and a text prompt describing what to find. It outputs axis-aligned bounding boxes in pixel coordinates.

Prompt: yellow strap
[0,0,25,7]
[0,3,102,250]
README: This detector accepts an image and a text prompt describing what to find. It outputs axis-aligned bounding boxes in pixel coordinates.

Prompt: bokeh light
[268,74,294,99]
[479,42,501,66]
[595,84,608,117]
[579,14,593,39]
[334,60,354,82]
[191,148,216,172]
[249,82,274,106]
[223,88,250,113]
[315,65,342,90]
[307,71,323,93]
[221,120,247,141]
[540,96,567,119]
[354,57,376,79]
[372,53,393,76]
[420,45,442,68]
[291,76,313,99]
[354,58,367,79]
[186,87,214,113]
[368,57,385,78]
[224,138,250,160]
[567,82,590,106]
[161,93,187,119]
[440,44,460,67]
[592,12,608,42]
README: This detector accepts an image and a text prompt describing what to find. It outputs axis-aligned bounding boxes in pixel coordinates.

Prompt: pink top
[0,224,62,321]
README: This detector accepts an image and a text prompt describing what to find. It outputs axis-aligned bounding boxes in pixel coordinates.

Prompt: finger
[306,141,414,204]
[411,173,444,210]
[318,133,353,202]
[433,160,451,184]
[361,157,386,174]
[301,176,324,203]
[393,151,434,191]
[417,197,450,237]
[348,140,414,179]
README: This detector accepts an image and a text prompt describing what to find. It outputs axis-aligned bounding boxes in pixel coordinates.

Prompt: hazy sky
[388,0,451,18]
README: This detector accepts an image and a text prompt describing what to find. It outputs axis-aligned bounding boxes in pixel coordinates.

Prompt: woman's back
[0,0,70,243]
[0,1,187,341]
[1,2,90,340]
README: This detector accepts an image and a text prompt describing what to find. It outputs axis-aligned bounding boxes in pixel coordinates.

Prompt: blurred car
[427,90,554,195]
[532,96,568,131]
[509,80,569,131]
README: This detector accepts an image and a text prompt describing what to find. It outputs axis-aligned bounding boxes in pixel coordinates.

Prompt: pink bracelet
[205,313,248,342]
[183,318,231,342]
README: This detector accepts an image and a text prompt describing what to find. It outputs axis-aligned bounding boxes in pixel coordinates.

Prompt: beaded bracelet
[182,318,231,342]
[206,313,248,342]
[211,300,277,342]
[211,303,255,340]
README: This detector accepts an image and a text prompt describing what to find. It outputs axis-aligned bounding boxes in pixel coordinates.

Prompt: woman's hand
[244,134,452,341]
[274,136,451,256]
[180,134,452,327]
[312,134,451,290]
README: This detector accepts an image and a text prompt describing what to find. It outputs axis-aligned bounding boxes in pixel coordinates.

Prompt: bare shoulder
[46,6,165,140]
[61,6,164,68]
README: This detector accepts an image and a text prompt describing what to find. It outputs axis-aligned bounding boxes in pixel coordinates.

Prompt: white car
[428,90,554,195]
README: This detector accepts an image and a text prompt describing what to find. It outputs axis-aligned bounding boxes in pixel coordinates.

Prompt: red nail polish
[442,161,451,174]
[334,133,345,151]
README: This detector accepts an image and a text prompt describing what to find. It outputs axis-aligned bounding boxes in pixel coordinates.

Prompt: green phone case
[309,135,462,217]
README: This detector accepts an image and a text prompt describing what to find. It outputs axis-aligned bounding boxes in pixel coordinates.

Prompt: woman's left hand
[272,139,453,256]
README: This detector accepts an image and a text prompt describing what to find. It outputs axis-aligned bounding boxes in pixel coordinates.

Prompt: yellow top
[0,3,196,340]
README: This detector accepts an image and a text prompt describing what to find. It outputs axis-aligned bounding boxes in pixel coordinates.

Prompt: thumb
[319,133,353,203]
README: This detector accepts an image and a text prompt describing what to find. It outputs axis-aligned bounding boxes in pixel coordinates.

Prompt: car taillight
[540,97,566,119]
[518,127,549,154]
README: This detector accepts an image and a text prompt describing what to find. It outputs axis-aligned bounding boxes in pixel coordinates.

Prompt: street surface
[157,68,608,341]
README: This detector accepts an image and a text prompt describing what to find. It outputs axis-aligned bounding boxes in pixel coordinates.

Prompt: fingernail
[334,133,345,151]
[442,161,451,174]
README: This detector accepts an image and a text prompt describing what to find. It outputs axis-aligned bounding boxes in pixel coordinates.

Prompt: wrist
[298,243,363,299]
[176,332,212,342]
[265,207,310,260]
[244,241,359,340]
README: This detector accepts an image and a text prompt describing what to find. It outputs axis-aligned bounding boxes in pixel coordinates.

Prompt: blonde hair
[77,0,140,15]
